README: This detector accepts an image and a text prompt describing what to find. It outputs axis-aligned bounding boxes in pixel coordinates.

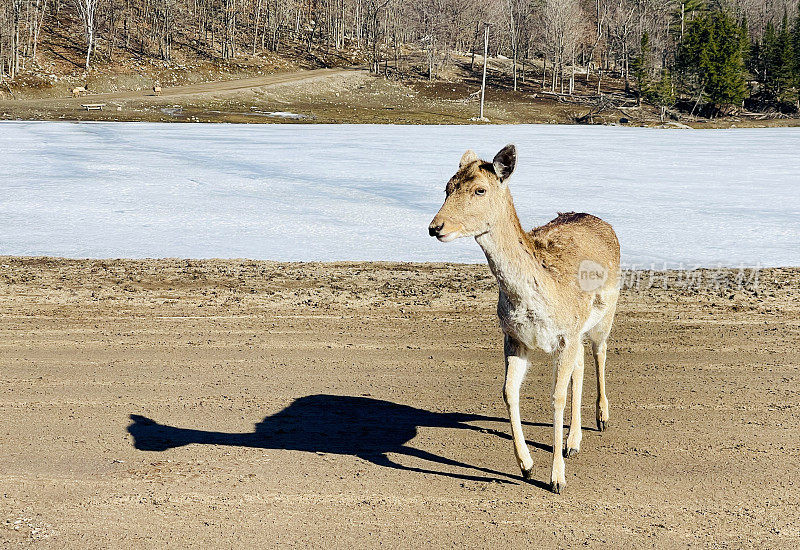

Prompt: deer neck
[475,199,549,306]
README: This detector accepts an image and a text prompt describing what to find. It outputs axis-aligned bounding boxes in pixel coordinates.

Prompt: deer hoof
[597,420,608,432]
[564,447,579,459]
[521,466,534,481]
[550,481,565,494]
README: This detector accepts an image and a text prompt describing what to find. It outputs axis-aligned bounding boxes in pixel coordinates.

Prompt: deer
[153,85,162,96]
[71,86,87,98]
[428,144,620,493]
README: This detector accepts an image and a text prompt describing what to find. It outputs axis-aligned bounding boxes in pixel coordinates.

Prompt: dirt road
[2,67,353,106]
[0,258,798,548]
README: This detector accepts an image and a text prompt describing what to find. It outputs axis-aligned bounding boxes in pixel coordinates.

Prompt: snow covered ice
[1,121,798,267]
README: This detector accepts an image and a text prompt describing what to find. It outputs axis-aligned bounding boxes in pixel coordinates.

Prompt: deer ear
[459,149,479,168]
[492,144,517,181]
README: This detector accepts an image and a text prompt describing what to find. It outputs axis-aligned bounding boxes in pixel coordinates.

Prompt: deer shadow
[128,394,557,488]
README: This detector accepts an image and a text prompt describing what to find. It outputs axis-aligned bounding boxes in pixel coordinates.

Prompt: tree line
[1,0,799,116]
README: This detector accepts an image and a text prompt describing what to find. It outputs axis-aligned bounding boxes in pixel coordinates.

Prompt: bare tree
[505,0,531,91]
[73,0,98,69]
[365,0,390,73]
[541,0,583,93]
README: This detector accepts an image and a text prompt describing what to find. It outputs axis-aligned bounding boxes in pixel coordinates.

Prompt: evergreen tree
[653,69,676,121]
[677,9,747,112]
[749,33,764,93]
[631,32,654,103]
[793,4,800,102]
[773,13,795,102]
[632,30,676,119]
[761,22,778,96]
[757,16,796,102]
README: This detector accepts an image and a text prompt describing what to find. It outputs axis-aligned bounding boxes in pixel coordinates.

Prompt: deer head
[428,144,517,242]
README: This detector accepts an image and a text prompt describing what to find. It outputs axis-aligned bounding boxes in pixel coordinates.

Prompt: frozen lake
[1,121,798,267]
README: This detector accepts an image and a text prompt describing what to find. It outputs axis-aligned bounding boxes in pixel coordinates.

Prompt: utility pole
[479,23,490,120]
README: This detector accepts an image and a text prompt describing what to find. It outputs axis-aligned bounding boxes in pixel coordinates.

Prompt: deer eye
[474,188,486,196]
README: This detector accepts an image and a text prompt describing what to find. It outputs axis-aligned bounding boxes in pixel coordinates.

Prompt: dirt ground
[4,65,799,127]
[0,258,798,548]
[0,66,590,125]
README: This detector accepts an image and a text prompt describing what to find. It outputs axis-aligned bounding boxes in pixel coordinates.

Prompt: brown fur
[528,212,620,283]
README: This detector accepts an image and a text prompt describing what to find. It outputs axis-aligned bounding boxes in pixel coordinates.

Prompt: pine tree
[749,33,764,93]
[631,31,653,103]
[761,22,778,97]
[677,9,747,113]
[757,15,796,102]
[653,69,676,121]
[792,3,800,104]
[774,13,795,102]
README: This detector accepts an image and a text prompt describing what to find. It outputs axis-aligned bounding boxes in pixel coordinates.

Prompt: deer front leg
[503,335,534,480]
[565,342,585,458]
[551,340,578,493]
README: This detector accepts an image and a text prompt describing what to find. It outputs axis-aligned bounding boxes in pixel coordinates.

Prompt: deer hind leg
[592,339,609,431]
[565,342,585,458]
[503,335,534,480]
[589,301,617,432]
[551,339,579,493]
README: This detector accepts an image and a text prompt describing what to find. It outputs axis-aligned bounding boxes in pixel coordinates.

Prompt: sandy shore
[0,258,798,548]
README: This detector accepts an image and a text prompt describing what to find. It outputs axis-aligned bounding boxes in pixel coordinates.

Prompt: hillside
[1,1,799,127]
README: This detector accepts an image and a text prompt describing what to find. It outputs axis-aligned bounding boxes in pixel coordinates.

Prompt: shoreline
[3,111,799,128]
[1,255,790,269]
